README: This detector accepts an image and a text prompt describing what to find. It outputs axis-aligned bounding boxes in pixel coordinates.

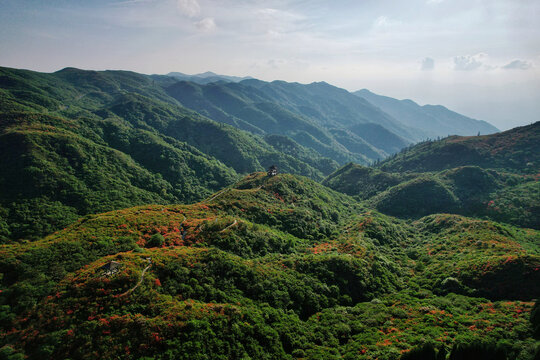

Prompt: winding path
[220,219,238,232]
[119,260,152,297]
[207,188,229,202]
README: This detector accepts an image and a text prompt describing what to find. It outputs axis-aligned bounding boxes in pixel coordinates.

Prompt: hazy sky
[1,0,539,129]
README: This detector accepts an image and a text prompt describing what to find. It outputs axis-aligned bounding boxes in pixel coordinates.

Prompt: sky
[1,0,539,130]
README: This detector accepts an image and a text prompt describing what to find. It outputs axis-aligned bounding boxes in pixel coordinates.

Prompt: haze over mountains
[355,89,499,139]
[164,71,498,163]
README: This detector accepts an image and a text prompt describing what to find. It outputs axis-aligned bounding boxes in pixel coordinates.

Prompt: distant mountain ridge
[164,73,500,144]
[162,72,499,165]
[166,71,253,84]
[165,79,419,164]
[355,89,499,139]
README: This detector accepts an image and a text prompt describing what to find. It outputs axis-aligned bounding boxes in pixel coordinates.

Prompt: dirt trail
[207,188,229,202]
[119,260,152,297]
[220,219,238,232]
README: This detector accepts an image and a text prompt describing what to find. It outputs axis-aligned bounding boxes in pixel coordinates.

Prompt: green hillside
[0,111,237,241]
[324,125,540,229]
[378,122,540,174]
[0,173,538,359]
[325,163,539,229]
[0,66,341,240]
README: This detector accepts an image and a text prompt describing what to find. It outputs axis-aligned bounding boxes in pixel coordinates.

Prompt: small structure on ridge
[100,261,121,276]
[267,165,278,177]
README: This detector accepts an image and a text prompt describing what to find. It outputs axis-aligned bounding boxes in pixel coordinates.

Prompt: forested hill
[0,171,538,359]
[323,123,540,229]
[378,122,539,174]
[0,65,503,241]
[0,66,336,240]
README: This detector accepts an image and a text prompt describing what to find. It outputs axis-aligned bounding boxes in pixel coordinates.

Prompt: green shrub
[147,233,165,248]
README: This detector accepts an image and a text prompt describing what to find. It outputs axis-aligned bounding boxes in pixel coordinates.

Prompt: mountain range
[1,65,537,360]
[0,66,499,240]
[355,89,498,139]
[165,77,498,165]
[0,129,538,359]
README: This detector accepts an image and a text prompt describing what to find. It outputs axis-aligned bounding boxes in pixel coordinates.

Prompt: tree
[148,233,165,247]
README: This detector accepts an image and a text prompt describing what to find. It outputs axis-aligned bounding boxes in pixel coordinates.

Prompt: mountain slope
[0,173,538,359]
[165,79,415,164]
[355,89,499,138]
[243,80,418,140]
[323,123,540,229]
[0,66,340,240]
[378,122,539,173]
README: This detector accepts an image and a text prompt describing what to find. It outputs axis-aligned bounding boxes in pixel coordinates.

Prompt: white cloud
[195,17,216,32]
[255,7,304,21]
[373,16,402,30]
[267,58,288,69]
[257,8,279,16]
[453,53,487,71]
[421,57,435,70]
[502,59,533,70]
[177,0,200,17]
